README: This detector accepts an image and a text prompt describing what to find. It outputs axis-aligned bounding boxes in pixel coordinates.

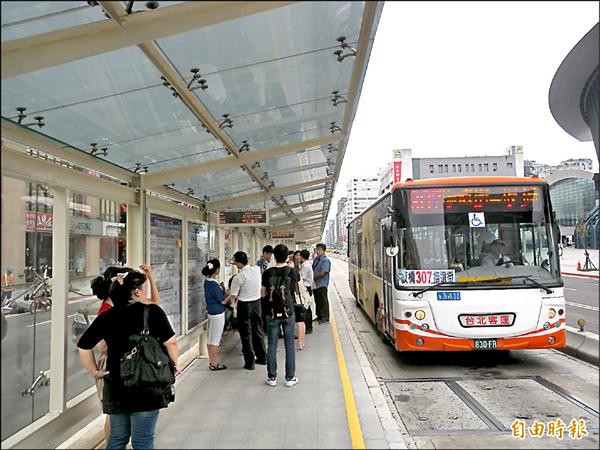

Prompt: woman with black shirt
[78,266,179,449]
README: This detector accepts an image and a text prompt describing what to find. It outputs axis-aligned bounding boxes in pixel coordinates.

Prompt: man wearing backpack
[261,244,300,387]
[312,243,331,324]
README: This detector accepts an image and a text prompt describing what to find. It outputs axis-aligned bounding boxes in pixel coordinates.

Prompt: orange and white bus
[347,176,565,351]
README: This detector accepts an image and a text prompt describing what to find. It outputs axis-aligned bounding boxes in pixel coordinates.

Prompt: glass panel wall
[66,192,127,401]
[187,222,208,330]
[150,214,182,335]
[1,176,52,440]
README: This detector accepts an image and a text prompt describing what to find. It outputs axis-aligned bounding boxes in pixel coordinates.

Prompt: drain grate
[385,375,599,436]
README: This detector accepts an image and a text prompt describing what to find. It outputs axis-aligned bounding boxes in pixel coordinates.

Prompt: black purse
[120,305,175,388]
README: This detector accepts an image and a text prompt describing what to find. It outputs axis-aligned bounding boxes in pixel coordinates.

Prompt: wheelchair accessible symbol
[469,212,486,228]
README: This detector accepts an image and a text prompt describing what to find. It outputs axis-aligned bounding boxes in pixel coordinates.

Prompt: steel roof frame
[2,1,381,236]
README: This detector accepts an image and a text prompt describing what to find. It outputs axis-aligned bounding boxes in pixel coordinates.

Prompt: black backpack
[120,305,175,391]
[267,267,294,319]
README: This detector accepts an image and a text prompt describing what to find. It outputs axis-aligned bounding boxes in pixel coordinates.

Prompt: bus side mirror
[382,218,399,257]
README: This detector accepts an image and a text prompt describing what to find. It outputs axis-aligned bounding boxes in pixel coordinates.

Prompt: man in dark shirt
[261,244,300,387]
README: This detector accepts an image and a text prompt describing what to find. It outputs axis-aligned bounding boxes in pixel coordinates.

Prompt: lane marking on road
[330,308,366,449]
[25,314,76,328]
[565,301,599,312]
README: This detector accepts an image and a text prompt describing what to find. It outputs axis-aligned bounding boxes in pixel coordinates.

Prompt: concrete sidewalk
[152,281,407,449]
[560,247,599,277]
[61,274,408,449]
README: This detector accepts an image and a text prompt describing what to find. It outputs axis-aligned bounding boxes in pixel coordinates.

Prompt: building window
[458,164,462,172]
[429,164,434,173]
[444,164,448,173]
[452,164,456,172]
[478,164,482,171]
[465,164,469,172]
[438,164,443,172]
[507,162,513,168]
[493,162,498,171]
[484,163,489,171]
[471,164,475,171]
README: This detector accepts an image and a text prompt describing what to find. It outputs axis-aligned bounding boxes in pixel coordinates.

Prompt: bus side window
[402,232,419,270]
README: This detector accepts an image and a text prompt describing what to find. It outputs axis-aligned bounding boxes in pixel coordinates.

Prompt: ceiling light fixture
[90,143,108,157]
[219,114,233,130]
[187,68,208,91]
[334,36,357,62]
[331,90,347,106]
[133,163,148,174]
[238,140,250,153]
[160,76,180,98]
[330,122,342,134]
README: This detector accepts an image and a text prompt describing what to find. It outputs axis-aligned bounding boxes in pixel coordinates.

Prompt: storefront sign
[70,216,103,235]
[25,211,53,232]
[393,161,402,183]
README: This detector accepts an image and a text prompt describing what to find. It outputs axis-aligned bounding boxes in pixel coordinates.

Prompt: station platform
[59,267,408,450]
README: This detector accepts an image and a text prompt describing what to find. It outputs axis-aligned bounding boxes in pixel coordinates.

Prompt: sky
[326,1,599,229]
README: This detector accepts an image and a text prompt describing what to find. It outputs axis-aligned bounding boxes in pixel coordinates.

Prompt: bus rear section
[377,177,565,351]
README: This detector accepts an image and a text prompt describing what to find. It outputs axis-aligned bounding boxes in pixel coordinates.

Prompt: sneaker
[265,377,277,387]
[244,363,255,370]
[285,377,299,387]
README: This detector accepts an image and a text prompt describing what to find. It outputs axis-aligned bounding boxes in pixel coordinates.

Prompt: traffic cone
[576,260,581,271]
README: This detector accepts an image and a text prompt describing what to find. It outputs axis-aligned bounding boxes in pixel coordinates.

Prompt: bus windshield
[393,184,561,288]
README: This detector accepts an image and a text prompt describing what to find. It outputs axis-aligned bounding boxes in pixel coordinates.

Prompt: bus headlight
[421,323,429,331]
[543,322,551,330]
[415,310,426,321]
[548,308,556,319]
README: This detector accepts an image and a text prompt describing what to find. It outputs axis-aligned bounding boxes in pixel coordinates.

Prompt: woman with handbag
[78,266,179,449]
[202,258,228,370]
[294,279,311,351]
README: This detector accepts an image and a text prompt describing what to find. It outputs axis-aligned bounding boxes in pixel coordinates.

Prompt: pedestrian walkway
[560,247,599,277]
[61,273,408,449]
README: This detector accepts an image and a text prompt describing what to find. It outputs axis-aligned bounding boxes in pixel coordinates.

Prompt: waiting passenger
[202,259,228,371]
[225,251,266,370]
[78,266,179,449]
[262,244,300,387]
[89,264,159,444]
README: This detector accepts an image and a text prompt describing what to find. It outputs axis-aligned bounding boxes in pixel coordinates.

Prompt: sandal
[209,363,227,371]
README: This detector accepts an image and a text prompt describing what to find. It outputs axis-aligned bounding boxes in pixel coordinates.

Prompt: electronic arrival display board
[272,232,295,239]
[409,186,542,214]
[218,209,268,226]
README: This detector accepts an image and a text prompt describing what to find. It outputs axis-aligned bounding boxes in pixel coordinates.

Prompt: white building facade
[346,176,380,223]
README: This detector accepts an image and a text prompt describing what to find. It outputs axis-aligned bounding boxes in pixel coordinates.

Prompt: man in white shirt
[299,250,316,333]
[225,251,266,370]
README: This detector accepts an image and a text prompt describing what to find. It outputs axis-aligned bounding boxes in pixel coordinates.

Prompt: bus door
[381,224,395,341]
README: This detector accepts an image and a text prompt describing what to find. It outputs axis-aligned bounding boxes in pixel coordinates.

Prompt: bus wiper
[490,276,554,294]
[410,275,553,297]
[410,282,469,297]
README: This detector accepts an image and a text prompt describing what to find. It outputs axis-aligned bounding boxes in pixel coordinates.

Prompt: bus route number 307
[474,338,497,350]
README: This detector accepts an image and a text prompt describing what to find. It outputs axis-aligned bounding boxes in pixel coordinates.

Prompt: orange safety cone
[576,260,582,271]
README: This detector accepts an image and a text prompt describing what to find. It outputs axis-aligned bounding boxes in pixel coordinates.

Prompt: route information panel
[218,209,268,226]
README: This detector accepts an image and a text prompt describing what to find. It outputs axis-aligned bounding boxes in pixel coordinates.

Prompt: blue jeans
[107,409,160,449]
[266,315,296,379]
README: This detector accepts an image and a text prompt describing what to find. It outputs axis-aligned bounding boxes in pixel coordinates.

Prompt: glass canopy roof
[1,1,383,239]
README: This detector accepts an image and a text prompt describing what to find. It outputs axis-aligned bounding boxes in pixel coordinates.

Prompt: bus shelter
[0,1,383,447]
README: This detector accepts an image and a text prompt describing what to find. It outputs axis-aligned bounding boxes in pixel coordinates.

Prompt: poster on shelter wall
[150,213,182,336]
[188,222,208,330]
